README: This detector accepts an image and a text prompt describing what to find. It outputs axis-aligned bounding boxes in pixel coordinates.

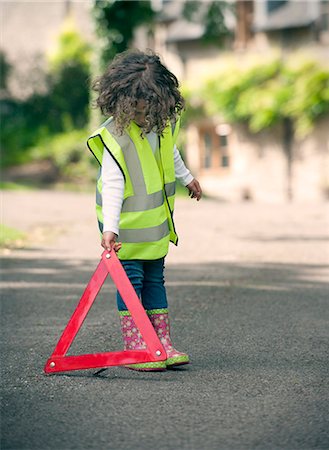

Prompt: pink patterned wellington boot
[147,309,190,368]
[119,311,166,371]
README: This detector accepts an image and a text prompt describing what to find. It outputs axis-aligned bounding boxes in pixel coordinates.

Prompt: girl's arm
[101,149,124,250]
[174,145,194,186]
[174,145,202,201]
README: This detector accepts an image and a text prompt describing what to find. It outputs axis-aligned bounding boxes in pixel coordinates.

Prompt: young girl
[87,49,202,371]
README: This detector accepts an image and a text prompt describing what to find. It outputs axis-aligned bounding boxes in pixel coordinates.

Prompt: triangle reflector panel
[44,250,166,374]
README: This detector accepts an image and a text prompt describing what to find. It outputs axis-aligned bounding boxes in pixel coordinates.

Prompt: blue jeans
[117,258,168,311]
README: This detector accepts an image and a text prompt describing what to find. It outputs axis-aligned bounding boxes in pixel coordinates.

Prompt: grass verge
[0,224,27,249]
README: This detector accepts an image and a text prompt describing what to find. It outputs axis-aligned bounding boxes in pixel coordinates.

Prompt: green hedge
[29,129,98,182]
[185,56,329,137]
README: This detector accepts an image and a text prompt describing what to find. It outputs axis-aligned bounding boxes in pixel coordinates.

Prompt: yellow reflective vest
[87,117,180,260]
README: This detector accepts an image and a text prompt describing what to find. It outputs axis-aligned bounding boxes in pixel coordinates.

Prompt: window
[218,134,230,167]
[199,124,231,171]
[219,134,228,147]
[267,0,287,14]
[203,132,212,169]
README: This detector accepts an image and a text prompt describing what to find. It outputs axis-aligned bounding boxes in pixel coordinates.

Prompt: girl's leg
[142,259,189,367]
[117,259,166,371]
[116,260,144,310]
[141,258,168,310]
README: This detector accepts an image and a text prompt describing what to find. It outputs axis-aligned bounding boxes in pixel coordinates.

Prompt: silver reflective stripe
[96,169,102,206]
[165,181,176,197]
[105,121,148,196]
[119,220,169,243]
[105,121,167,213]
[96,187,102,207]
[122,190,164,213]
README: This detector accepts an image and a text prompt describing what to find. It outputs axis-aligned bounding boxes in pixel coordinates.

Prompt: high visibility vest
[87,117,180,260]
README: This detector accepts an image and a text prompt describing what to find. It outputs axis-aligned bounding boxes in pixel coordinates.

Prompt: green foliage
[203,1,232,44]
[48,17,91,72]
[182,1,201,21]
[0,51,11,91]
[0,224,26,249]
[49,62,91,130]
[1,95,52,166]
[0,182,37,190]
[29,129,97,181]
[182,0,232,46]
[196,57,329,137]
[282,60,329,135]
[1,18,91,169]
[181,85,206,123]
[93,0,154,66]
[47,17,91,130]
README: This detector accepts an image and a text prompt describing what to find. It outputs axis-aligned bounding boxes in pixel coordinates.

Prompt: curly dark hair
[92,49,185,135]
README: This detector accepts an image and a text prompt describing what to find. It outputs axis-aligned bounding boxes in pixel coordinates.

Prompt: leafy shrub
[29,129,97,182]
[0,19,91,169]
[186,56,329,137]
[0,224,26,249]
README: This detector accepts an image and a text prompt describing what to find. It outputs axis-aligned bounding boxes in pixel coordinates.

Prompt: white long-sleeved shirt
[101,131,193,234]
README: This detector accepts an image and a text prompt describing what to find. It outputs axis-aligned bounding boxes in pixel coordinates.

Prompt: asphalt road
[1,191,329,450]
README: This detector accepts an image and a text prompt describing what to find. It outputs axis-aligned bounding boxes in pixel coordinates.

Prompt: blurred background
[1,0,329,197]
[1,0,329,248]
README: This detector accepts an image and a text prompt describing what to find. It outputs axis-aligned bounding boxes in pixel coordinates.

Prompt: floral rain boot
[119,311,166,371]
[147,309,190,368]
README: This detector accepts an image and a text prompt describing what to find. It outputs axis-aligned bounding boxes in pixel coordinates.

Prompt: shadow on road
[1,253,328,450]
[1,252,328,368]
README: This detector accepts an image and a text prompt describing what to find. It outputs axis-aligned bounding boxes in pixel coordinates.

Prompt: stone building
[136,0,329,202]
[1,0,329,202]
[1,1,94,98]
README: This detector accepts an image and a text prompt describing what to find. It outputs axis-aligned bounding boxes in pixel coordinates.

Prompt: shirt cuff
[102,225,119,236]
[181,173,194,187]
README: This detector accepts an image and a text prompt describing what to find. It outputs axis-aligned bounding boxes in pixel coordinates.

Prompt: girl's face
[133,99,148,127]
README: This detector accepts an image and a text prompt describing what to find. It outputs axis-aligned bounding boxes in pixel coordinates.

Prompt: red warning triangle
[44,250,166,374]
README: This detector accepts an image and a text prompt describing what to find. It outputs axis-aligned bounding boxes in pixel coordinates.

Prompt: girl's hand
[101,231,122,253]
[186,179,202,201]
